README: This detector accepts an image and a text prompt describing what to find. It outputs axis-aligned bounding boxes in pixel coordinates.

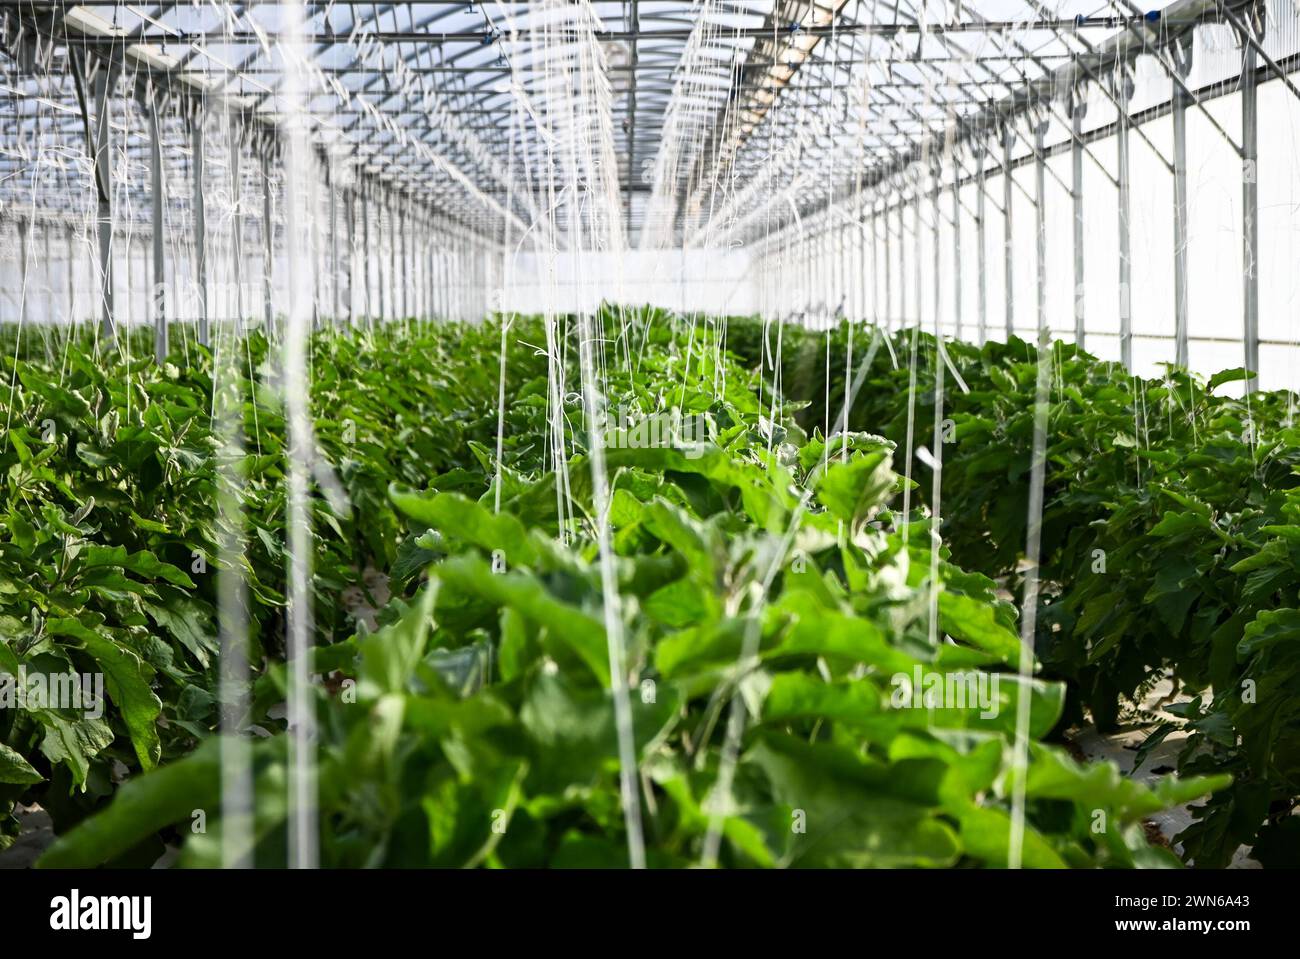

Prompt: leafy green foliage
[35,310,1220,869]
[0,323,547,845]
[729,316,1299,866]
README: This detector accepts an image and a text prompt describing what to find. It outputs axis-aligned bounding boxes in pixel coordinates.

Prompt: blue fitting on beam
[789,21,802,32]
[1145,9,1161,21]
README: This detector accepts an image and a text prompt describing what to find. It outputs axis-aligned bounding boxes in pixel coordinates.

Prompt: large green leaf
[0,742,42,785]
[38,737,224,868]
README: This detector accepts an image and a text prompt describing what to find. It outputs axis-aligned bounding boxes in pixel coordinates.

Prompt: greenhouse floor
[0,804,52,869]
[1066,679,1259,869]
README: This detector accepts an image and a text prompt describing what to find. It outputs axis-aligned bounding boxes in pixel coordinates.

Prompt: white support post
[262,147,275,337]
[1117,66,1134,369]
[1002,123,1015,339]
[148,92,166,361]
[976,141,988,345]
[1172,41,1192,368]
[329,168,339,325]
[952,155,963,341]
[192,109,209,346]
[1241,26,1260,388]
[231,123,245,333]
[1071,93,1087,349]
[1034,117,1048,337]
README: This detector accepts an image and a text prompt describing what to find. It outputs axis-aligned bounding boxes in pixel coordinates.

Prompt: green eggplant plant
[33,309,1223,869]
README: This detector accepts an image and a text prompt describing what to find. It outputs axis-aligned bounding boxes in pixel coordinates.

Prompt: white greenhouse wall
[500,249,757,317]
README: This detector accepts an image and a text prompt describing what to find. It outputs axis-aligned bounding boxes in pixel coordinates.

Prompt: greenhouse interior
[0,0,1298,886]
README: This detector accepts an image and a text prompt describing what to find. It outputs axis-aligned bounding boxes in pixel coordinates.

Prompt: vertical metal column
[431,221,439,321]
[913,179,923,330]
[850,215,860,323]
[1241,32,1260,387]
[400,201,409,320]
[433,219,441,322]
[807,233,817,318]
[309,166,322,330]
[91,65,119,341]
[441,223,449,321]
[411,214,420,322]
[376,193,384,323]
[123,232,132,326]
[848,221,856,320]
[477,240,485,319]
[812,234,819,319]
[952,156,963,341]
[931,163,942,335]
[329,169,339,325]
[1117,66,1134,369]
[976,142,988,345]
[796,237,806,317]
[17,216,29,326]
[882,200,892,330]
[800,235,811,317]
[443,222,451,320]
[452,233,460,321]
[855,208,866,323]
[825,226,834,320]
[870,201,880,327]
[438,220,445,320]
[261,148,275,336]
[823,226,832,319]
[140,237,151,322]
[1034,118,1048,336]
[66,226,77,324]
[43,226,53,328]
[394,199,404,321]
[446,223,453,322]
[373,192,383,323]
[1172,42,1192,368]
[848,213,858,323]
[388,197,399,321]
[892,194,904,329]
[345,188,356,326]
[1071,93,1087,348]
[431,223,439,321]
[148,94,166,362]
[379,196,390,323]
[842,222,851,318]
[834,222,844,317]
[807,236,815,318]
[837,220,847,320]
[847,215,855,324]
[411,210,421,321]
[137,236,147,322]
[806,230,816,315]
[362,185,374,327]
[428,219,436,321]
[192,110,209,347]
[1002,122,1015,339]
[834,223,843,320]
[230,125,245,332]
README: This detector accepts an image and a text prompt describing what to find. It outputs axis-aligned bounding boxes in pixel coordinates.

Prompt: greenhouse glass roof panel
[0,0,1237,243]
